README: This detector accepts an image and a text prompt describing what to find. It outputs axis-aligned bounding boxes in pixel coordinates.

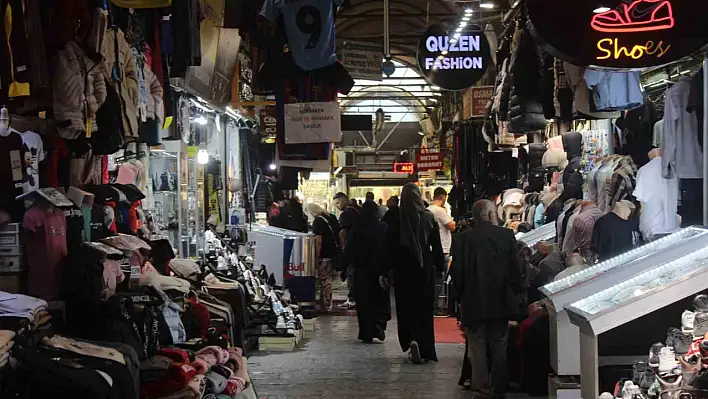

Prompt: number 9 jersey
[261,0,344,72]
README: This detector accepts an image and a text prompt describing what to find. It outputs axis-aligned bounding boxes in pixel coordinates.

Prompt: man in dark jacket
[451,199,522,399]
[559,132,584,202]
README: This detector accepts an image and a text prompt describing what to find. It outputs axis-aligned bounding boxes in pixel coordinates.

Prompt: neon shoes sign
[526,0,708,69]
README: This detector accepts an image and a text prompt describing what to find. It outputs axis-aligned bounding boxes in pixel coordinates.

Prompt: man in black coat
[451,199,522,399]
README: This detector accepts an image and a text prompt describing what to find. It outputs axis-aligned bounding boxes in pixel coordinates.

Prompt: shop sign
[415,150,444,172]
[339,166,358,175]
[393,162,414,174]
[469,86,494,117]
[416,24,491,91]
[284,102,342,144]
[526,0,708,69]
[340,41,383,81]
[259,106,277,137]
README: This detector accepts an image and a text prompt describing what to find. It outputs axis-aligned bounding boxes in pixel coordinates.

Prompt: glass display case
[147,142,182,253]
[516,221,555,246]
[538,226,708,377]
[566,245,708,399]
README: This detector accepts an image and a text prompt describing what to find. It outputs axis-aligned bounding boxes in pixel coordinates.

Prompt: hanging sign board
[393,163,414,174]
[415,150,444,172]
[526,0,708,69]
[469,86,494,117]
[259,106,277,137]
[284,102,342,144]
[416,24,491,91]
[340,41,383,81]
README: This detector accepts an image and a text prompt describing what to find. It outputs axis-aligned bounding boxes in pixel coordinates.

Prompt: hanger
[16,188,74,207]
[0,106,9,137]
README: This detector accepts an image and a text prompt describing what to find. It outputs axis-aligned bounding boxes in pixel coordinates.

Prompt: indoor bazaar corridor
[249,316,532,399]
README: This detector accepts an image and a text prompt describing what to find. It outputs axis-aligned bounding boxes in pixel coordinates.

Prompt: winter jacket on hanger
[53,41,107,140]
[559,132,584,202]
[506,28,546,133]
[101,28,139,141]
[142,64,164,123]
[508,94,547,133]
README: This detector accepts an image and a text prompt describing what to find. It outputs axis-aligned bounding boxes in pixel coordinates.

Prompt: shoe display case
[517,221,556,246]
[540,226,708,379]
[565,243,708,399]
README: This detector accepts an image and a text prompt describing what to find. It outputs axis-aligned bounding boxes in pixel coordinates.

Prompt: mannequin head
[613,200,635,220]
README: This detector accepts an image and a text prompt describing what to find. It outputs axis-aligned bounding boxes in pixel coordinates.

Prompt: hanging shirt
[20,130,44,194]
[634,156,679,239]
[591,212,638,261]
[662,78,703,179]
[0,131,25,201]
[583,69,643,112]
[24,206,68,300]
[653,120,664,149]
[261,0,344,71]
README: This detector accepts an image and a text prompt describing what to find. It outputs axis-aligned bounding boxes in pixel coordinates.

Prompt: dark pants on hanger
[680,179,704,226]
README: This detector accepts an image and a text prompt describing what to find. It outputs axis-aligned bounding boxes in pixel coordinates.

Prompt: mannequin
[591,200,638,262]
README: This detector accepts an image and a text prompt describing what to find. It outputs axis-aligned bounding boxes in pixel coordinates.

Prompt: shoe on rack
[599,393,614,399]
[650,342,665,367]
[655,373,682,397]
[693,312,708,339]
[683,310,696,334]
[590,0,674,33]
[633,361,649,385]
[695,295,708,312]
[658,347,677,374]
[666,327,693,356]
[621,380,639,399]
[409,340,423,364]
[679,355,702,386]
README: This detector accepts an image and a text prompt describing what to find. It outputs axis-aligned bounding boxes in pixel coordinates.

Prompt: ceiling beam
[338,12,457,18]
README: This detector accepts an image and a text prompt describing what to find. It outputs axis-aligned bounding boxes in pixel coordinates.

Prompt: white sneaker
[621,381,639,399]
[599,393,614,399]
[682,310,696,334]
[338,300,355,309]
[658,347,677,373]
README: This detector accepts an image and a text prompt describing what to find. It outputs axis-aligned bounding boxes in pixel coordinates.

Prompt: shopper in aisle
[377,198,388,219]
[427,187,455,314]
[306,203,341,313]
[381,183,445,363]
[451,199,522,399]
[334,192,359,309]
[344,201,390,342]
[382,196,399,226]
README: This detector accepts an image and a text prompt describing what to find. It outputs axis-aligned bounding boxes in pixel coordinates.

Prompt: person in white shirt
[427,188,455,258]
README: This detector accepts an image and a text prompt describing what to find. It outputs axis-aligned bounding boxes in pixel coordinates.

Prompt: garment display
[591,201,639,261]
[20,131,44,193]
[634,155,679,239]
[559,132,583,202]
[23,204,68,301]
[0,130,25,212]
[584,69,643,112]
[662,78,702,180]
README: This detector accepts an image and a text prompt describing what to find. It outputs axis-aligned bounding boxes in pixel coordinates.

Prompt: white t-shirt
[634,156,679,238]
[20,131,45,194]
[428,204,452,254]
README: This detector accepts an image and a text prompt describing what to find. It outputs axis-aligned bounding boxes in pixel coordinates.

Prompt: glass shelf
[570,245,708,315]
[541,227,707,295]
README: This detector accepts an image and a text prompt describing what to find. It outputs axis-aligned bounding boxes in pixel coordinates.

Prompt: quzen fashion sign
[526,0,708,69]
[416,24,492,91]
[284,102,342,144]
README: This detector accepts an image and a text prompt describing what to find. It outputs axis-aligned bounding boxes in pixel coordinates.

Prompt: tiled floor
[249,316,532,399]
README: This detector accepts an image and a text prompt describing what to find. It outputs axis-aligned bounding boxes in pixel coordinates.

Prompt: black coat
[559,132,584,202]
[451,221,523,326]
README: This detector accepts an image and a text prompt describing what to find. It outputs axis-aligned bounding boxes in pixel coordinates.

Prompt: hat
[333,192,347,200]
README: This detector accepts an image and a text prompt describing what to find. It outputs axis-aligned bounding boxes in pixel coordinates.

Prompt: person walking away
[451,199,522,398]
[333,192,359,309]
[378,198,388,219]
[382,196,399,226]
[381,183,445,363]
[306,203,341,313]
[427,187,455,314]
[344,201,390,342]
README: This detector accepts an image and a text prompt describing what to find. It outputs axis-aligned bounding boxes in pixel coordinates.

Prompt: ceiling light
[480,2,495,9]
[455,26,463,32]
[593,6,611,13]
[453,32,461,39]
[441,50,449,55]
[193,115,208,125]
[269,163,277,171]
[464,8,473,14]
[459,20,468,27]
[215,114,221,132]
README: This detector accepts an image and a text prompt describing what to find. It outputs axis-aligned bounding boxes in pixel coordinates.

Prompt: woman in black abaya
[381,183,445,363]
[344,201,391,343]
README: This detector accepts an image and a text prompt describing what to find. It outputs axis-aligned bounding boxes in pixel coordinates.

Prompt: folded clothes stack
[0,291,47,320]
[0,330,15,368]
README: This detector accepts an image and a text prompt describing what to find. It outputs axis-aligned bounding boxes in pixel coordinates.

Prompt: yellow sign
[187,146,198,158]
[596,38,671,60]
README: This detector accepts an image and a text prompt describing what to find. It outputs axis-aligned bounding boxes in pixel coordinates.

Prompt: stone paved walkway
[249,316,531,399]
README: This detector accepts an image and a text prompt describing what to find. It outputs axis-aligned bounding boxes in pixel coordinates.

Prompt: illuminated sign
[394,163,414,174]
[416,24,491,91]
[526,0,708,69]
[415,150,444,172]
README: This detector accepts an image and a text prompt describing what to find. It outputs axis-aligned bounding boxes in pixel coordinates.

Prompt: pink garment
[116,163,138,185]
[102,259,125,300]
[24,206,68,300]
[547,136,564,151]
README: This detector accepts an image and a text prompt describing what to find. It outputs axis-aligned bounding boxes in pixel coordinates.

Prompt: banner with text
[340,41,383,81]
[259,106,277,137]
[415,150,444,172]
[284,102,342,144]
[469,86,494,117]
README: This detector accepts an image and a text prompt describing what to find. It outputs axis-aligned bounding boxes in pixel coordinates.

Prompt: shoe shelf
[565,243,708,399]
[540,226,708,377]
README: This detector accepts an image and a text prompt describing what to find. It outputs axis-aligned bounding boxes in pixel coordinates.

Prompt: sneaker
[658,347,677,374]
[679,355,702,386]
[682,310,696,334]
[633,361,648,385]
[599,393,614,399]
[650,342,665,367]
[409,340,423,364]
[695,295,708,312]
[638,368,656,391]
[655,373,682,397]
[338,300,355,309]
[621,380,639,399]
[666,327,693,355]
[590,0,674,33]
[693,312,708,339]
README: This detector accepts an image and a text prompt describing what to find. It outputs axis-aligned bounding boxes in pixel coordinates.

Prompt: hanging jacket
[53,41,107,139]
[142,63,164,123]
[101,28,139,140]
[508,93,547,133]
[506,28,546,133]
[559,132,584,202]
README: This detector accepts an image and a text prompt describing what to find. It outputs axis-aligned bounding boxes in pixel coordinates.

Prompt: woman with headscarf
[344,201,391,342]
[305,203,341,313]
[381,183,445,363]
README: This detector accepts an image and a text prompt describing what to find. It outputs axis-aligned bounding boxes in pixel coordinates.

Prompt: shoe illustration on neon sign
[591,0,675,33]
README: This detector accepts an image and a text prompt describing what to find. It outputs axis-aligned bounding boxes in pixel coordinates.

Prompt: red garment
[101,155,108,184]
[128,201,141,233]
[104,201,118,232]
[188,297,210,338]
[24,205,68,300]
[140,363,196,399]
